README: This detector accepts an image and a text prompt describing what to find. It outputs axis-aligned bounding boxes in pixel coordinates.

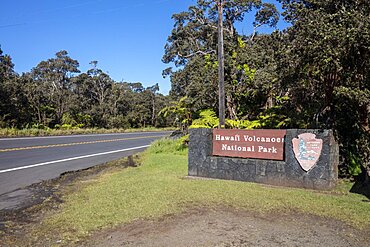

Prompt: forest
[0,50,171,129]
[0,0,369,180]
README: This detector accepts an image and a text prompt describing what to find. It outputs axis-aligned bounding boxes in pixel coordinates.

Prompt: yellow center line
[0,135,167,153]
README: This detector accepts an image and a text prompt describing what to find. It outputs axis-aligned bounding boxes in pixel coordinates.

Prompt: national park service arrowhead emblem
[292,133,323,172]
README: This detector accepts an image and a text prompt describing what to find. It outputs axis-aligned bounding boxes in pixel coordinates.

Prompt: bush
[32,123,46,129]
[61,124,73,130]
[107,115,130,129]
[62,113,77,126]
[148,138,188,156]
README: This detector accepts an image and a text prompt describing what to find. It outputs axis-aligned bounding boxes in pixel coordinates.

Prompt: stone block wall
[188,128,339,190]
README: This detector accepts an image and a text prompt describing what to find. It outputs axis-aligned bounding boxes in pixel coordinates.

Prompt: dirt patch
[83,207,369,247]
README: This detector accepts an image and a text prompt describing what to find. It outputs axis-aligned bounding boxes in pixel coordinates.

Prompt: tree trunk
[152,97,156,126]
[360,104,369,132]
[360,104,370,185]
[265,90,274,109]
[37,106,41,124]
[217,0,225,128]
[226,95,237,120]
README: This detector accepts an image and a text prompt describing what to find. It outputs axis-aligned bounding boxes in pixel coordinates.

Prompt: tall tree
[0,47,28,127]
[0,47,14,126]
[31,50,80,125]
[163,0,279,120]
[217,0,226,127]
[278,0,370,181]
[86,61,113,107]
[146,83,160,126]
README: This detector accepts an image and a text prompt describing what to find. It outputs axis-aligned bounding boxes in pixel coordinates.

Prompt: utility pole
[217,0,225,128]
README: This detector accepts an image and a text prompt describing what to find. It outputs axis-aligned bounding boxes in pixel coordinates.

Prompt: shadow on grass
[350,174,370,201]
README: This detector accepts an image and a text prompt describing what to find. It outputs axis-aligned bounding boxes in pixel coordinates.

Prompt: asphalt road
[0,131,170,196]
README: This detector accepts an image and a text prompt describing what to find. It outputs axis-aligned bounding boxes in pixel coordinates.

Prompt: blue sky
[1,0,286,94]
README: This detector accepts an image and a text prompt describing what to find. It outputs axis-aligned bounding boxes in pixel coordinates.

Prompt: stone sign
[292,133,323,172]
[212,129,286,160]
[188,128,339,190]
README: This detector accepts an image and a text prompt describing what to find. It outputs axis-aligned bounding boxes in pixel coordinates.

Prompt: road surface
[0,131,170,196]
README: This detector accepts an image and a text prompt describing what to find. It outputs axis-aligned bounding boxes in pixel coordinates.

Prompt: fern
[189,107,290,130]
[190,109,219,128]
[226,119,262,129]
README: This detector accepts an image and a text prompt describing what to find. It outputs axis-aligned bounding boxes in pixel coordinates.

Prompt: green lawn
[33,139,370,244]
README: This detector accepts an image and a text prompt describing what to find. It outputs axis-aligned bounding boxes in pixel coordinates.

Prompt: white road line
[0,145,149,174]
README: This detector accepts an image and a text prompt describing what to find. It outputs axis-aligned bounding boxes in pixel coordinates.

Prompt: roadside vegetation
[0,127,175,138]
[22,139,370,245]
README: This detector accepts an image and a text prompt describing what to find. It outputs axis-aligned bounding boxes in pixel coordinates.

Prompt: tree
[22,72,48,125]
[217,0,226,127]
[163,0,279,121]
[159,96,194,133]
[277,0,370,182]
[86,61,113,107]
[0,47,15,80]
[31,50,80,125]
[0,47,32,127]
[146,83,160,126]
[0,47,14,126]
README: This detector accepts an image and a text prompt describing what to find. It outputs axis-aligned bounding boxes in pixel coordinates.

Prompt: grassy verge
[0,127,175,138]
[31,139,370,244]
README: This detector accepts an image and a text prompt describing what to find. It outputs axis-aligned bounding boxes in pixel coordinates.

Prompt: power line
[0,23,27,29]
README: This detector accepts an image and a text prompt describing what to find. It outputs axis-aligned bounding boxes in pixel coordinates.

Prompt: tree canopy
[162,0,369,181]
[0,50,170,130]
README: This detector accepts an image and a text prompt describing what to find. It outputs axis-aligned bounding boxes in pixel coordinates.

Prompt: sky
[0,0,287,95]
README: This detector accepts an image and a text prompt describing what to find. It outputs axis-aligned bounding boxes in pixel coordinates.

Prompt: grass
[31,138,370,244]
[0,127,175,138]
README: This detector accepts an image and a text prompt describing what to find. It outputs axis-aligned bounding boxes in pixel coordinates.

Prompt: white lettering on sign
[221,144,255,152]
[258,146,278,153]
[215,134,240,141]
[215,134,284,143]
[213,129,286,160]
[243,135,283,143]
